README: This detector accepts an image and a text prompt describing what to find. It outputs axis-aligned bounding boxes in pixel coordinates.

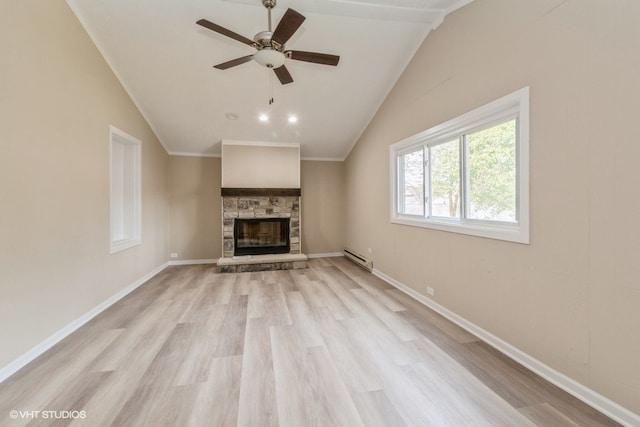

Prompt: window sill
[110,238,141,254]
[391,215,529,244]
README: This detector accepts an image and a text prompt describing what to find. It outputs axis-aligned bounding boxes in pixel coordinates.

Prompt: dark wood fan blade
[273,65,294,85]
[271,9,305,46]
[214,55,254,70]
[287,50,340,66]
[196,19,255,47]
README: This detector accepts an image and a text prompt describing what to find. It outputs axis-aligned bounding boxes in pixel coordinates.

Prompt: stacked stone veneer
[222,196,300,258]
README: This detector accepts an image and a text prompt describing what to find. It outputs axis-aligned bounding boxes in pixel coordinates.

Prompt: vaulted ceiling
[66,0,472,159]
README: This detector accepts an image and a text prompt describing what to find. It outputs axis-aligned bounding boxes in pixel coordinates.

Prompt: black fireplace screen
[234,218,290,256]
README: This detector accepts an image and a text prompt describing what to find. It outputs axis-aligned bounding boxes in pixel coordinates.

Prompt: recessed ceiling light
[225,112,239,120]
[259,114,269,122]
[288,115,298,123]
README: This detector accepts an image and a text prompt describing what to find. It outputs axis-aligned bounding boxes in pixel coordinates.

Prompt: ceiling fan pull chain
[268,71,275,105]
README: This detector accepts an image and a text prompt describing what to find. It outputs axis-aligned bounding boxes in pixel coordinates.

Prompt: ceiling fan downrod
[263,0,276,31]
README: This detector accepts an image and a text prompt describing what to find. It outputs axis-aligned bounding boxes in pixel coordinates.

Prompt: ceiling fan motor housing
[254,31,278,49]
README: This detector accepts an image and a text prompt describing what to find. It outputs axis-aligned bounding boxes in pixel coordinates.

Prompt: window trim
[396,146,425,217]
[109,125,142,254]
[390,87,529,244]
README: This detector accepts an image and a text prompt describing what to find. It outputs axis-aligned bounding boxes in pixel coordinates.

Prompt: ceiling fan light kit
[253,48,286,68]
[197,0,340,85]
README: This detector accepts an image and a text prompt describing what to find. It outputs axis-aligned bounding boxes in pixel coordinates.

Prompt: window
[110,126,141,253]
[430,139,460,219]
[397,149,424,216]
[390,87,529,243]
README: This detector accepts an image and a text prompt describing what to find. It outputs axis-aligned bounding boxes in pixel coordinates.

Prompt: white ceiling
[66,0,472,159]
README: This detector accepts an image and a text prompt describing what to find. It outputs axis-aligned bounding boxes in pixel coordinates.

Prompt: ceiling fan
[197,0,340,85]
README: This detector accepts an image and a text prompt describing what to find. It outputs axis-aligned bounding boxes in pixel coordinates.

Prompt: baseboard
[166,255,343,265]
[306,252,344,259]
[0,262,168,384]
[167,258,218,266]
[372,268,640,427]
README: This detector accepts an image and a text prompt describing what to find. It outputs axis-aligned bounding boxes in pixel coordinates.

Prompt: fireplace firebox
[234,218,290,256]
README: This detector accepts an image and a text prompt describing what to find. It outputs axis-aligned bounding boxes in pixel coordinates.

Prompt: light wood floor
[0,257,619,426]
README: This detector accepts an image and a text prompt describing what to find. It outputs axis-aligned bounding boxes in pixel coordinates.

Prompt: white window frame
[109,125,142,254]
[390,87,529,244]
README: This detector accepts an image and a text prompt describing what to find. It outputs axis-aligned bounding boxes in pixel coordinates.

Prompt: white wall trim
[222,140,300,148]
[167,151,221,158]
[444,0,475,16]
[166,153,345,162]
[372,268,640,427]
[300,157,346,162]
[167,255,344,264]
[0,262,168,384]
[64,1,170,155]
[343,26,433,162]
[167,259,218,266]
[306,252,345,259]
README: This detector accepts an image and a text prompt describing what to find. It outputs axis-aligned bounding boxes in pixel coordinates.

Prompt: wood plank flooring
[0,257,620,426]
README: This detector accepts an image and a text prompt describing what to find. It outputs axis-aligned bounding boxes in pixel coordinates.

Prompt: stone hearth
[217,253,308,273]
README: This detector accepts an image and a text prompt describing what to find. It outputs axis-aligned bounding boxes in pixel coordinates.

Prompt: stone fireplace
[222,190,300,257]
[218,141,306,272]
[218,188,307,272]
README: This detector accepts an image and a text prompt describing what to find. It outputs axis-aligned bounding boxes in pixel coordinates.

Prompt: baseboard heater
[343,248,373,272]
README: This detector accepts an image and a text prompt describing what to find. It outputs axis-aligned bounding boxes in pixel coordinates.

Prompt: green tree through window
[430,140,460,218]
[467,120,516,221]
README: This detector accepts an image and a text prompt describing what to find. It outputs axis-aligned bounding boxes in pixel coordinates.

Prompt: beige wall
[345,0,640,415]
[301,161,345,255]
[167,157,344,260]
[169,156,221,260]
[0,0,168,369]
[222,143,300,188]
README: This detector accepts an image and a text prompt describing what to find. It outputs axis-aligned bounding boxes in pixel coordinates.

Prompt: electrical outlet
[426,286,434,296]
[170,253,178,258]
